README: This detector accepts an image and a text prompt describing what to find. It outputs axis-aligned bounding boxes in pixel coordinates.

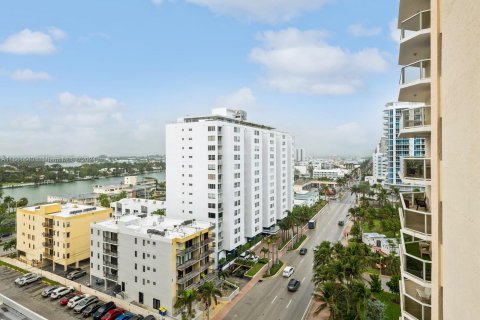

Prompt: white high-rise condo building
[166,108,294,261]
[295,148,305,162]
[372,137,387,182]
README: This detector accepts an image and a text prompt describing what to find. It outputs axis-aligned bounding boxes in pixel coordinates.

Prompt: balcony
[176,243,200,256]
[42,232,54,238]
[177,258,200,271]
[42,242,54,249]
[201,237,214,245]
[402,278,432,320]
[198,249,214,260]
[103,272,118,281]
[400,192,431,238]
[43,252,54,259]
[403,278,432,306]
[400,158,431,185]
[42,221,54,228]
[399,10,431,66]
[103,236,118,245]
[401,236,432,283]
[103,249,118,258]
[399,106,431,138]
[399,59,431,102]
[103,261,118,269]
[177,269,201,285]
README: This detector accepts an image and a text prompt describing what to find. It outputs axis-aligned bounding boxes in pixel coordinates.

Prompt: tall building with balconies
[16,203,112,270]
[165,108,294,262]
[90,215,214,315]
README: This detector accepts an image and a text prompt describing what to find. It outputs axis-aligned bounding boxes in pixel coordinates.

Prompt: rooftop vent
[147,229,165,236]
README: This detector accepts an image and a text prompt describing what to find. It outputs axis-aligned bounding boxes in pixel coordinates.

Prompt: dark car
[129,316,144,320]
[93,301,116,320]
[41,286,59,297]
[82,303,102,317]
[67,270,87,280]
[338,220,345,227]
[143,316,155,320]
[299,248,307,255]
[287,279,301,292]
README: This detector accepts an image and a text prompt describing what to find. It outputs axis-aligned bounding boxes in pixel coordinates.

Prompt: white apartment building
[110,198,166,217]
[166,108,294,260]
[90,215,214,315]
[312,168,347,179]
[295,148,305,163]
[372,137,388,182]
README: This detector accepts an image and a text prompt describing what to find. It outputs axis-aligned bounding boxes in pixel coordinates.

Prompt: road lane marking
[300,258,304,264]
[302,277,306,283]
[271,295,278,304]
[286,299,292,308]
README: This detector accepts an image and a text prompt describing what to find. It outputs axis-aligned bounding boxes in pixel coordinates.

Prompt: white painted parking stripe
[300,258,304,264]
[271,295,278,304]
[286,299,292,308]
[302,277,306,283]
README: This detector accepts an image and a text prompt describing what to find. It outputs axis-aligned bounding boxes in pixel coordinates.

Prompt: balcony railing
[177,269,201,285]
[198,249,214,260]
[402,240,432,283]
[103,237,118,245]
[177,258,200,271]
[401,158,431,182]
[401,106,431,131]
[176,243,200,256]
[42,232,54,238]
[103,261,118,269]
[103,272,118,281]
[103,250,118,258]
[400,192,432,236]
[404,294,432,320]
[42,242,54,249]
[400,59,431,86]
[400,10,431,41]
[42,221,54,228]
[403,278,432,306]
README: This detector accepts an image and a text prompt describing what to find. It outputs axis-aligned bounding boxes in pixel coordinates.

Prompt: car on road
[50,286,74,299]
[41,286,59,297]
[59,293,77,305]
[66,270,87,280]
[287,278,301,292]
[93,301,116,320]
[101,308,124,320]
[282,266,295,278]
[83,303,102,317]
[116,312,136,320]
[17,273,41,286]
[338,220,345,227]
[129,315,144,320]
[74,295,99,313]
[299,248,307,255]
[14,273,35,285]
[67,294,88,308]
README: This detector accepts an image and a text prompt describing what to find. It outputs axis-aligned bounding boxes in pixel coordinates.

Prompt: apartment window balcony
[177,258,200,271]
[201,237,214,245]
[42,232,54,238]
[400,192,431,237]
[103,249,118,258]
[176,243,200,256]
[403,292,432,320]
[399,10,431,66]
[103,261,118,269]
[198,249,215,260]
[42,242,54,249]
[103,236,118,245]
[400,157,431,185]
[401,236,431,283]
[177,269,201,285]
[43,252,54,259]
[400,10,431,41]
[399,106,431,138]
[200,260,214,270]
[399,59,431,102]
[103,271,118,281]
[402,278,432,306]
[42,221,54,228]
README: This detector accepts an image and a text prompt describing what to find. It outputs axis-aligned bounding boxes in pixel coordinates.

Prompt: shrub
[366,300,386,320]
[386,275,400,295]
[369,274,383,293]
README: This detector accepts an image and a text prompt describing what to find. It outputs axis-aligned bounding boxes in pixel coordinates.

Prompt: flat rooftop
[111,198,165,206]
[23,203,107,218]
[94,215,212,240]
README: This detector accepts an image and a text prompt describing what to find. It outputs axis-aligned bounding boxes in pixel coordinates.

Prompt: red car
[101,308,124,320]
[59,293,80,306]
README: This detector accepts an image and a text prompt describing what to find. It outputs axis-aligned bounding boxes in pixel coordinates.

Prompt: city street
[224,192,356,320]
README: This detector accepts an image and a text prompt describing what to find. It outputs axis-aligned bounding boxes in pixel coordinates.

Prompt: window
[234,136,240,142]
[234,145,240,151]
[208,155,216,161]
[234,164,240,170]
[208,174,216,180]
[208,184,216,189]
[208,203,216,209]
[208,164,216,170]
[208,212,216,219]
[208,126,216,131]
[208,135,215,141]
[208,145,216,151]
[234,155,240,160]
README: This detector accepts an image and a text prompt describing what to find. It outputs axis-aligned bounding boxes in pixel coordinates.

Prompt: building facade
[16,203,112,270]
[110,198,166,217]
[90,215,214,315]
[166,108,294,261]
[372,137,388,182]
[295,148,305,163]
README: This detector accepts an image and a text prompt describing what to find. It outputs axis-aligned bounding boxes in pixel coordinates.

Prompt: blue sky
[0,0,400,157]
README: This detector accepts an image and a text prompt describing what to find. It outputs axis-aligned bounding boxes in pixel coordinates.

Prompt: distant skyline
[0,0,400,157]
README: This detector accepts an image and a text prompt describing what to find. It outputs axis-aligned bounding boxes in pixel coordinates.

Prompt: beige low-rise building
[16,203,112,270]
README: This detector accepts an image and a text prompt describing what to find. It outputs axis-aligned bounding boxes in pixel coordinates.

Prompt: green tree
[366,300,386,320]
[99,194,110,208]
[152,209,165,216]
[260,247,269,259]
[369,274,383,293]
[174,289,198,320]
[17,197,28,208]
[386,275,400,295]
[197,281,221,320]
[2,238,16,251]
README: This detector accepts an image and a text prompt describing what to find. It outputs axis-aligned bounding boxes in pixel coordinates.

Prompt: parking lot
[0,266,105,320]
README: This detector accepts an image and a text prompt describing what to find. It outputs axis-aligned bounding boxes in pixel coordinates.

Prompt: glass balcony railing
[400,192,431,236]
[400,10,431,41]
[403,278,432,306]
[401,158,431,182]
[402,238,432,282]
[400,60,431,86]
[401,106,431,130]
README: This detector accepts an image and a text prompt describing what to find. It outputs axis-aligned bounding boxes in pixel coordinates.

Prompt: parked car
[67,294,88,308]
[287,278,301,292]
[59,293,77,306]
[64,267,82,277]
[18,273,41,286]
[50,286,74,299]
[299,248,308,255]
[282,266,295,278]
[14,273,34,285]
[93,301,116,320]
[143,316,155,320]
[41,286,59,297]
[101,308,124,320]
[74,295,99,313]
[82,303,102,318]
[116,312,136,320]
[129,315,144,320]
[66,270,87,280]
[338,220,345,227]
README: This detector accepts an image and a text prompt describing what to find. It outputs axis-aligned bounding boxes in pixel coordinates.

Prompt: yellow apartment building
[16,203,112,271]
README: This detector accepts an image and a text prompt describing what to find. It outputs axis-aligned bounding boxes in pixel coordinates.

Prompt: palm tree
[350,185,360,203]
[217,270,229,281]
[262,237,273,268]
[321,185,330,202]
[3,196,14,213]
[270,234,280,264]
[197,281,221,320]
[174,289,198,320]
[284,210,296,237]
[278,218,289,242]
[260,247,269,259]
[389,186,400,205]
[314,281,338,320]
[16,197,28,208]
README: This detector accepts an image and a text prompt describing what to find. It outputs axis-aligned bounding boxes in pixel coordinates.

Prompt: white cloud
[0,28,66,54]
[185,0,329,23]
[11,69,52,81]
[249,28,388,95]
[348,24,382,37]
[389,18,400,43]
[217,87,256,109]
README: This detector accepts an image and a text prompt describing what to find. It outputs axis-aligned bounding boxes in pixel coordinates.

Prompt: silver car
[73,295,98,313]
[18,273,41,286]
[14,273,34,285]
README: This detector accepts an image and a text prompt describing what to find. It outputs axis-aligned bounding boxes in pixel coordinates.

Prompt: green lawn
[245,261,267,277]
[374,292,401,320]
[362,219,396,238]
[263,260,284,278]
[0,260,29,274]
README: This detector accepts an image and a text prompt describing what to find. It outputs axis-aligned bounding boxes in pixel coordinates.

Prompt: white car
[18,274,41,286]
[14,273,34,285]
[50,286,74,299]
[67,294,88,308]
[282,266,295,278]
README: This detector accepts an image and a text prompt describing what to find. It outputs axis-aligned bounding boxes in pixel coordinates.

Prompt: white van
[282,266,295,278]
